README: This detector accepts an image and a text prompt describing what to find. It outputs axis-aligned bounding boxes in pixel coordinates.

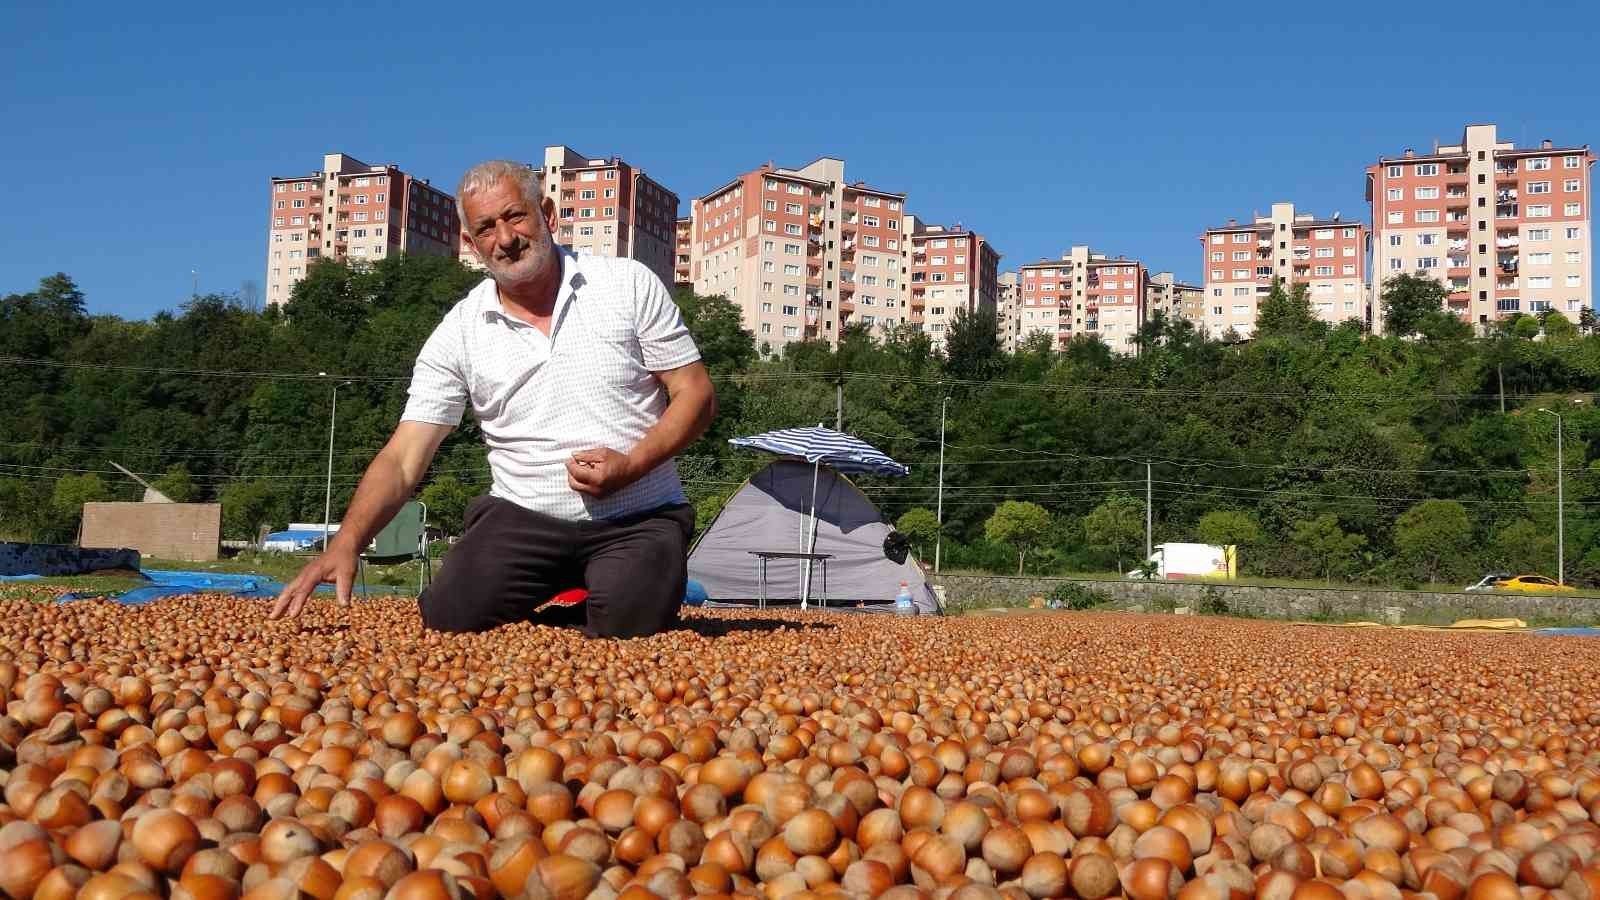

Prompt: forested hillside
[5,256,1600,587]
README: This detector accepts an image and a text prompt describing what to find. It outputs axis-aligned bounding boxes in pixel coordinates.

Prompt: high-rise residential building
[536,146,679,288]
[1016,247,1150,354]
[690,158,910,348]
[1147,272,1203,325]
[996,272,1021,350]
[906,220,1001,348]
[266,152,459,306]
[1200,203,1367,337]
[674,218,693,289]
[1367,125,1594,331]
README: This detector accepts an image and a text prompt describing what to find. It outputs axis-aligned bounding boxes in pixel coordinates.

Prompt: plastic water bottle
[894,581,914,612]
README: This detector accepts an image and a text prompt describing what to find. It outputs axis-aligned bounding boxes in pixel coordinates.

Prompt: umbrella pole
[801,459,819,609]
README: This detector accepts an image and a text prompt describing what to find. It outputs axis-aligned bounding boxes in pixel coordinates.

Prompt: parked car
[1463,572,1514,592]
[1492,574,1575,593]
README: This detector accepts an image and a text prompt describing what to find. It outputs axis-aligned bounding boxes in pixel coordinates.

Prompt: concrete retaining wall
[933,574,1599,623]
[81,503,221,562]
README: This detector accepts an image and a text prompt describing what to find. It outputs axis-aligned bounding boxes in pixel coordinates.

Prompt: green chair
[357,501,432,596]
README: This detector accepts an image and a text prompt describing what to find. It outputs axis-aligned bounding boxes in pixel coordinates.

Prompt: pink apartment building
[265,152,458,306]
[1200,203,1367,337]
[1367,124,1594,330]
[906,221,1001,348]
[690,158,911,348]
[1016,248,1150,354]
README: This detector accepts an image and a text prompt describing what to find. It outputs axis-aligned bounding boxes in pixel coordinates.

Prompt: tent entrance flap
[687,461,938,613]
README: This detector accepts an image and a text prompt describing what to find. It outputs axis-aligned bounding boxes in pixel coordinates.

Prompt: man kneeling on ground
[271,159,715,637]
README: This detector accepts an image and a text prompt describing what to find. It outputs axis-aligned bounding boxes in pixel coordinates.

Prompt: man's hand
[566,448,638,498]
[270,546,358,620]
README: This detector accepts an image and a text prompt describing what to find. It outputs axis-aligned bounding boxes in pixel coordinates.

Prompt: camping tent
[688,460,940,614]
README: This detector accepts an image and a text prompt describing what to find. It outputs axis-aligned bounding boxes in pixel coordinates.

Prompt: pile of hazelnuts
[1,593,1598,900]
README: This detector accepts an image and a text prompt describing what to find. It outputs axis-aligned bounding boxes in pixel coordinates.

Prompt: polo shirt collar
[480,246,586,327]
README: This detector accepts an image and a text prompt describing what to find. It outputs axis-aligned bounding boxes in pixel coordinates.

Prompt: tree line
[4,256,1599,588]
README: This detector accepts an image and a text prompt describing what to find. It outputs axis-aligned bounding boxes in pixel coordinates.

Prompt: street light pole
[1539,408,1565,585]
[322,375,354,553]
[934,395,951,575]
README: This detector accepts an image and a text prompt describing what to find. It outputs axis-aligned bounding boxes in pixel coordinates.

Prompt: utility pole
[835,379,843,432]
[1145,461,1153,560]
[934,395,951,574]
[1498,364,1505,414]
[322,375,354,553]
[191,268,198,299]
[1539,408,1565,584]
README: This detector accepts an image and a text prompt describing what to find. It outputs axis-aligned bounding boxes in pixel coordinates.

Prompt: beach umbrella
[729,425,909,606]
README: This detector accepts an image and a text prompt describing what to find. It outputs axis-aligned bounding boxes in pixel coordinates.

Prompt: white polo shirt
[401,248,702,522]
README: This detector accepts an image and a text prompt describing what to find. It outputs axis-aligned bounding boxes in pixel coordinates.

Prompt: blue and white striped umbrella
[729,426,909,477]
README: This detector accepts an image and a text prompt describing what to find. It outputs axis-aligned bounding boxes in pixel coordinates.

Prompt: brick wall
[80,503,221,562]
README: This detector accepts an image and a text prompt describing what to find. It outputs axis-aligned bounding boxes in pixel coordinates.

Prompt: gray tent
[688,460,941,614]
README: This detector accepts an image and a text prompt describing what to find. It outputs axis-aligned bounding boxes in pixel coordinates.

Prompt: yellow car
[1492,575,1575,593]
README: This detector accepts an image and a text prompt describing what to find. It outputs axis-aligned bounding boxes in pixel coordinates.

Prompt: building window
[1529,205,1552,218]
[783,243,801,255]
[1527,157,1551,171]
[1416,163,1439,176]
[1416,210,1440,223]
[1566,227,1583,239]
[784,223,802,235]
[1529,228,1551,241]
[1565,203,1582,216]
[1387,212,1404,224]
[1386,165,1402,178]
[1528,252,1552,265]
[1568,275,1583,287]
[1415,258,1438,270]
[1416,234,1438,246]
[1415,187,1439,200]
[273,216,285,226]
[786,183,803,194]
[1528,181,1552,194]
[1388,235,1402,246]
[1566,251,1583,264]
[863,215,879,227]
[785,202,803,214]
[1528,276,1553,288]
[1342,265,1356,275]
[1210,235,1225,245]
[1316,247,1335,257]
[1387,188,1403,200]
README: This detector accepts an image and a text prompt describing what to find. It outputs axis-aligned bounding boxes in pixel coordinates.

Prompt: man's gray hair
[456,160,543,223]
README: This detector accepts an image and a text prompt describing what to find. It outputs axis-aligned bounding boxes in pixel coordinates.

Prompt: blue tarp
[263,530,327,552]
[1534,627,1600,636]
[58,569,394,605]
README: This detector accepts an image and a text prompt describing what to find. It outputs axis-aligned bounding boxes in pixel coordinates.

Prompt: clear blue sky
[4,0,1597,318]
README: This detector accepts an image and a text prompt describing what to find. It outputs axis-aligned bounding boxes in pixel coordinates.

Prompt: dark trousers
[419,496,695,638]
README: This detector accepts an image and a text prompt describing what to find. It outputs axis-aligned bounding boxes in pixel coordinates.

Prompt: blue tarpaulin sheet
[58,569,393,605]
[1534,627,1600,637]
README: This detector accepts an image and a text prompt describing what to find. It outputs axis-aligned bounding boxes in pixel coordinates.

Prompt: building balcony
[1446,170,1468,182]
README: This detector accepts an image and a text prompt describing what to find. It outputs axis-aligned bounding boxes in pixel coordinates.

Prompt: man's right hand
[270,546,358,620]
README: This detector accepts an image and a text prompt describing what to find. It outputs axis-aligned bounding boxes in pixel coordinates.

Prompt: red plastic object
[547,588,588,607]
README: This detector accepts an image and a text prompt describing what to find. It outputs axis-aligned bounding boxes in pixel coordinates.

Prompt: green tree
[1082,495,1146,574]
[1394,499,1474,584]
[1380,273,1449,337]
[1195,509,1263,574]
[418,475,474,538]
[1485,518,1555,577]
[219,479,289,542]
[944,305,1002,381]
[149,464,197,503]
[674,289,756,377]
[895,507,940,559]
[48,473,110,543]
[1578,307,1597,336]
[984,500,1052,575]
[1255,281,1325,340]
[1542,310,1578,341]
[1289,514,1367,581]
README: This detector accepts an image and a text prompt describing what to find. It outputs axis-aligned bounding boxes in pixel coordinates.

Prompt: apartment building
[1200,203,1367,337]
[690,158,910,348]
[1016,248,1150,354]
[674,218,693,289]
[265,152,458,306]
[996,272,1021,350]
[1367,125,1594,330]
[532,146,679,288]
[906,220,1001,348]
[1147,272,1204,325]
